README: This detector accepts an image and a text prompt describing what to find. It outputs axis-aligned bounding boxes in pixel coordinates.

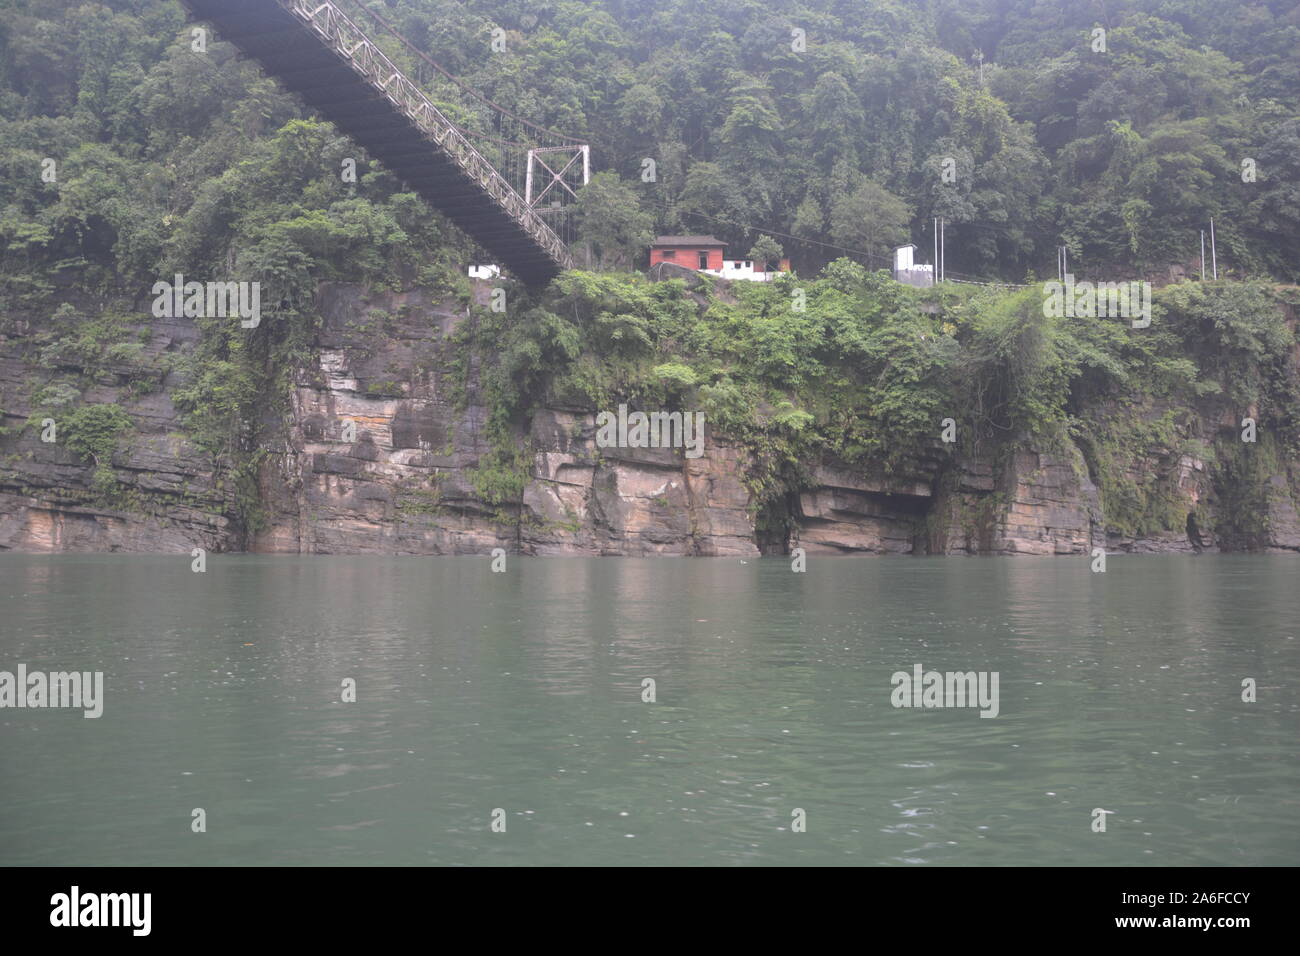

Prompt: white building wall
[703,260,774,282]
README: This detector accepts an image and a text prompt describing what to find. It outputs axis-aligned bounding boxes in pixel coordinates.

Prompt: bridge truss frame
[284,0,574,272]
[183,0,581,282]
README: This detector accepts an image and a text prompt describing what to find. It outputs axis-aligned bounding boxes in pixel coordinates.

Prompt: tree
[573,171,654,270]
[747,234,783,270]
[829,179,912,263]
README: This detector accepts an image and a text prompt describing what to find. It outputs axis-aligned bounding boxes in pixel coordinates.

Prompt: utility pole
[1200,230,1206,280]
[1209,217,1217,280]
[934,217,938,287]
[939,217,945,283]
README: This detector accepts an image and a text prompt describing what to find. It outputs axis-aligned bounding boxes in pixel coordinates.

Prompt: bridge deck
[179,0,572,286]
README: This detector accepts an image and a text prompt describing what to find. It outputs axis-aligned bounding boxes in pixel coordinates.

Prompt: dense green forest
[2,0,1298,285]
[0,0,1298,546]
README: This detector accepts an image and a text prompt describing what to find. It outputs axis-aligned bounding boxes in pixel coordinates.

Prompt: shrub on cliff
[56,403,133,500]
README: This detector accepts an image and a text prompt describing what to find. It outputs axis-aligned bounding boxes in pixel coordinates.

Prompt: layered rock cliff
[2,281,1297,556]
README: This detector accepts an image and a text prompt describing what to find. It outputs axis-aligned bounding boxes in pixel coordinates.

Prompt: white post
[581,144,590,186]
[933,218,938,286]
[1209,217,1217,280]
[1200,230,1205,280]
[939,217,945,282]
[525,149,535,206]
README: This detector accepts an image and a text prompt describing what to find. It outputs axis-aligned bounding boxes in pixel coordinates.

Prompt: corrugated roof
[652,235,727,247]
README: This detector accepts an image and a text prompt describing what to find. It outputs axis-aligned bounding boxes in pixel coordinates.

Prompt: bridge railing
[281,0,573,270]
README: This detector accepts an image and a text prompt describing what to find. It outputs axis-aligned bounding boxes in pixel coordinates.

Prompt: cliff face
[2,282,1297,556]
[0,300,229,552]
[254,284,760,556]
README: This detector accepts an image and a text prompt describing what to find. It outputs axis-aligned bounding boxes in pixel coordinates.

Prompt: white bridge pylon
[525,144,591,210]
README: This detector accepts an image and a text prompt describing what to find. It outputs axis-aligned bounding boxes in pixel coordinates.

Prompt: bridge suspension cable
[338,0,585,145]
[181,0,585,282]
[183,0,593,280]
[333,0,589,252]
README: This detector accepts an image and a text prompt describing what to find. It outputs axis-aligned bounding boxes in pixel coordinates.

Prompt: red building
[649,236,727,272]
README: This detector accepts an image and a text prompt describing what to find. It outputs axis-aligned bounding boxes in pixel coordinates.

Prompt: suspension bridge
[179,0,587,286]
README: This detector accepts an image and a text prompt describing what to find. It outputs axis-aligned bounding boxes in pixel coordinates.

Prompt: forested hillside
[2,0,1298,285]
[0,1,1298,555]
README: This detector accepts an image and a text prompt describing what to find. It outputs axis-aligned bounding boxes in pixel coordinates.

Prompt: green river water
[1,553,1296,866]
